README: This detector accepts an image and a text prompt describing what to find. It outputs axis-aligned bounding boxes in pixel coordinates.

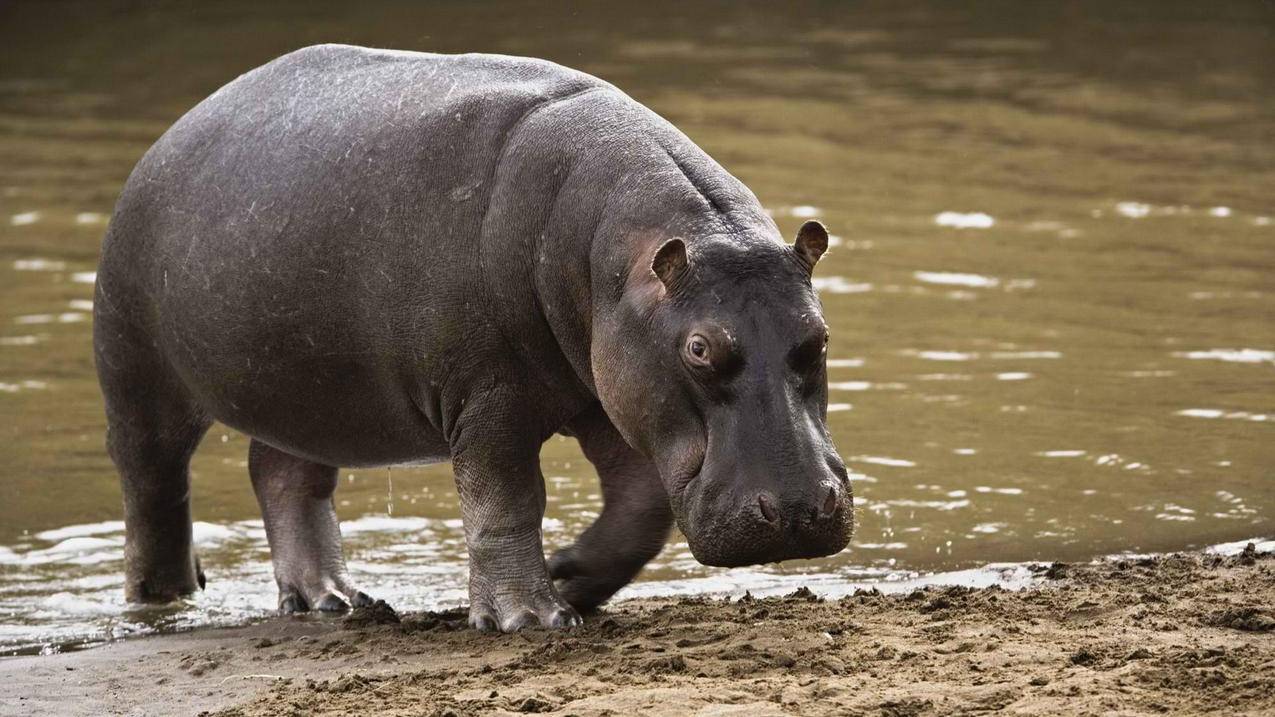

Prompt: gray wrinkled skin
[93,44,853,632]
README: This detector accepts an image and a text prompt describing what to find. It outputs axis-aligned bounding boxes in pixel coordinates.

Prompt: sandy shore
[1,546,1272,716]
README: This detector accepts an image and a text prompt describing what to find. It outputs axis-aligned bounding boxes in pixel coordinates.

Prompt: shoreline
[1,544,1271,716]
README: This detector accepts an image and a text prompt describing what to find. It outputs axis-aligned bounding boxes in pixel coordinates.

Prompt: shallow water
[1,1,1272,654]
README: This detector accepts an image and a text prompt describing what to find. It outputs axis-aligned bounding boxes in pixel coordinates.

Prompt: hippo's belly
[161,305,453,468]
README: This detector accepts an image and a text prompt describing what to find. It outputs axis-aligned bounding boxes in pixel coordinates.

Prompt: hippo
[93,44,853,633]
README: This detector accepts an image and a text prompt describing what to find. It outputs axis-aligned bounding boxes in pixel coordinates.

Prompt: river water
[1,1,1271,654]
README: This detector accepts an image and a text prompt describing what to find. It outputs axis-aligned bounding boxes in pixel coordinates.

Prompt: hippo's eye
[790,328,829,374]
[686,335,710,365]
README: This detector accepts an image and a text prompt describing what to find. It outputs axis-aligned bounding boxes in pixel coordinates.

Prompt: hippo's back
[108,44,614,265]
[94,45,623,465]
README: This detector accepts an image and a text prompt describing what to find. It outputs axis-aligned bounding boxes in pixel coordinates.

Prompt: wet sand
[2,546,1271,716]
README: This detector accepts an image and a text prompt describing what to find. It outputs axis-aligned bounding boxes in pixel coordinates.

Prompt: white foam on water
[934,211,994,229]
[1208,206,1232,217]
[10,212,40,226]
[1036,450,1086,458]
[914,271,1000,288]
[41,537,122,554]
[826,358,865,368]
[996,372,1032,381]
[1204,538,1275,555]
[339,515,434,535]
[0,335,41,346]
[878,498,970,511]
[852,455,916,468]
[8,538,125,567]
[829,381,907,392]
[191,521,240,546]
[71,272,96,284]
[989,350,1061,359]
[827,403,852,412]
[1172,348,1274,365]
[1115,201,1151,218]
[0,380,48,393]
[812,276,873,294]
[33,521,125,542]
[952,448,977,455]
[37,592,120,617]
[1176,408,1268,422]
[75,212,106,225]
[974,486,1024,495]
[788,205,820,218]
[916,350,975,361]
[13,258,65,271]
[67,299,94,311]
[1177,408,1223,419]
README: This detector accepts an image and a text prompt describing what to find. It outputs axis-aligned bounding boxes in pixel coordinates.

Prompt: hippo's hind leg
[248,440,372,613]
[97,329,212,603]
[549,404,673,612]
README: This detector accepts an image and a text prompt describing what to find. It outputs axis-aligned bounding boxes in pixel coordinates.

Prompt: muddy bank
[2,546,1272,716]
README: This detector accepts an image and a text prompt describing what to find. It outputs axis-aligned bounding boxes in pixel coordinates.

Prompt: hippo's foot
[125,552,206,604]
[550,404,674,613]
[549,545,643,614]
[467,571,582,632]
[248,439,375,615]
[275,571,374,614]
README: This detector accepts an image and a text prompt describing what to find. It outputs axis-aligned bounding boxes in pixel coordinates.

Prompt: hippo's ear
[651,238,689,290]
[793,220,828,271]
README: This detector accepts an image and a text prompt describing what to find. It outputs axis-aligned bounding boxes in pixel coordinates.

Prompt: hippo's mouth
[662,434,707,500]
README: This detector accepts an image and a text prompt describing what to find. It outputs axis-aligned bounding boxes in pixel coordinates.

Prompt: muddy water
[1,1,1272,653]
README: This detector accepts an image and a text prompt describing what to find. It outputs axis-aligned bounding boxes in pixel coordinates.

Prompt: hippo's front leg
[451,397,582,633]
[549,404,673,612]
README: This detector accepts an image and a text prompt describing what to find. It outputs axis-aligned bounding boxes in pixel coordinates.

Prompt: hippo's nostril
[820,485,838,518]
[758,493,780,524]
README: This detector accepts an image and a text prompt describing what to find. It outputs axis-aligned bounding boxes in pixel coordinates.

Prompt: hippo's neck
[530,126,778,404]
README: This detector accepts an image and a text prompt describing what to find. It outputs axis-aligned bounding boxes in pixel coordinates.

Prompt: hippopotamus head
[594,220,853,567]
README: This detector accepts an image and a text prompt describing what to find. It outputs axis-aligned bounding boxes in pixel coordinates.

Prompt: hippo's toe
[469,609,500,632]
[279,592,307,614]
[276,582,375,616]
[468,588,582,633]
[314,593,351,613]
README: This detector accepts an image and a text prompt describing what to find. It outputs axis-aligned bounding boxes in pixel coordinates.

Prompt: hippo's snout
[682,473,854,568]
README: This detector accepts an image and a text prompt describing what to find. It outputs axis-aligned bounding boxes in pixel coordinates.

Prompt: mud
[1,546,1272,716]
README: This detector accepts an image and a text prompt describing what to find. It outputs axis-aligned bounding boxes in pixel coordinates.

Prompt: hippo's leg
[451,396,581,632]
[549,404,672,612]
[99,346,211,603]
[248,439,371,614]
